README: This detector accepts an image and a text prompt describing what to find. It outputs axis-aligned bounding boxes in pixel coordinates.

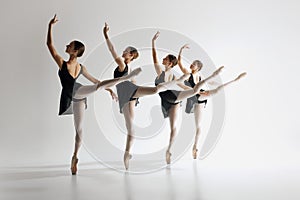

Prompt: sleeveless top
[113,64,139,113]
[155,71,181,118]
[155,71,175,99]
[58,61,86,115]
[114,64,128,78]
[155,71,174,86]
[184,73,207,104]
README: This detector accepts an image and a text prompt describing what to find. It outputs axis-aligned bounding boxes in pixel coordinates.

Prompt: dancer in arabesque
[152,31,247,164]
[103,23,189,170]
[46,14,141,175]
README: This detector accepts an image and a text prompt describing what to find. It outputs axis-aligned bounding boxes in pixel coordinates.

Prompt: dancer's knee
[75,132,82,143]
[170,127,177,137]
[127,134,134,140]
[126,125,135,135]
[195,127,201,134]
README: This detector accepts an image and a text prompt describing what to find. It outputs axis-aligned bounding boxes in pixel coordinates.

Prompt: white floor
[1,159,300,200]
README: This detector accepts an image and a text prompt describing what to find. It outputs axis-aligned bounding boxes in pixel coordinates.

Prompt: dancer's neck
[124,58,131,65]
[164,65,172,72]
[68,55,77,64]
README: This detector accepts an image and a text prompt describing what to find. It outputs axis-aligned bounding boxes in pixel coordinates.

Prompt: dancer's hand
[103,22,109,35]
[180,44,189,51]
[47,14,63,69]
[49,14,58,26]
[105,88,118,102]
[110,91,118,102]
[152,31,160,42]
[178,44,190,74]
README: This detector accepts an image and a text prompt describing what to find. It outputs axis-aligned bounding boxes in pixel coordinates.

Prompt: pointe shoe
[234,72,247,81]
[71,156,78,175]
[124,151,132,170]
[177,73,190,83]
[127,67,142,79]
[192,148,198,159]
[213,66,224,76]
[166,151,172,165]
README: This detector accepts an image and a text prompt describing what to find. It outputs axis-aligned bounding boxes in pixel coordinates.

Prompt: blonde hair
[127,46,139,60]
[194,60,203,71]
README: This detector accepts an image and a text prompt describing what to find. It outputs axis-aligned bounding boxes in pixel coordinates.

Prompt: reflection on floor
[1,159,299,200]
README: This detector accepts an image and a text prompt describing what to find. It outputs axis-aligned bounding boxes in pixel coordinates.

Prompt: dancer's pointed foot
[126,67,142,79]
[71,156,78,175]
[192,148,198,159]
[166,151,172,165]
[124,151,132,170]
[213,66,224,76]
[176,73,190,83]
[234,72,247,81]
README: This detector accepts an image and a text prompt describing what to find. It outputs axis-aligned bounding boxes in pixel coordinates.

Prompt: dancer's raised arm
[46,14,63,69]
[177,44,190,74]
[103,23,126,71]
[152,31,162,76]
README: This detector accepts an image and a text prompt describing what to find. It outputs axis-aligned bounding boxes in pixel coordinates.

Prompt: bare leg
[132,74,189,98]
[166,104,180,164]
[71,100,86,175]
[175,66,224,102]
[97,67,142,90]
[192,104,204,159]
[122,101,136,170]
[198,72,247,100]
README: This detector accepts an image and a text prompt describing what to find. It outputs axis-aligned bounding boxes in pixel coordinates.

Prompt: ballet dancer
[46,14,141,175]
[103,23,188,170]
[152,31,247,164]
[177,44,208,159]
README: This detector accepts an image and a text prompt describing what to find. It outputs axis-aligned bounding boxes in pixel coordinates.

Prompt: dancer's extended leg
[132,73,189,98]
[197,72,247,100]
[73,68,142,100]
[97,67,142,90]
[175,66,224,102]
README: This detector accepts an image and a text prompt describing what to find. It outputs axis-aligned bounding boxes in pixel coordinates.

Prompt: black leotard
[155,71,181,118]
[114,64,139,113]
[184,73,207,113]
[58,61,86,115]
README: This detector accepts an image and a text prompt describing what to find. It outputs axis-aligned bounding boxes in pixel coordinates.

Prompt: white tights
[72,84,98,157]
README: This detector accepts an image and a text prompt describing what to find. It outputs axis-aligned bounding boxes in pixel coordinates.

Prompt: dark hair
[73,40,85,57]
[167,54,178,67]
[127,46,139,60]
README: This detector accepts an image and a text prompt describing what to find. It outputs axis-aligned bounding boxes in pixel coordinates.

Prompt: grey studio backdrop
[1,0,300,172]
